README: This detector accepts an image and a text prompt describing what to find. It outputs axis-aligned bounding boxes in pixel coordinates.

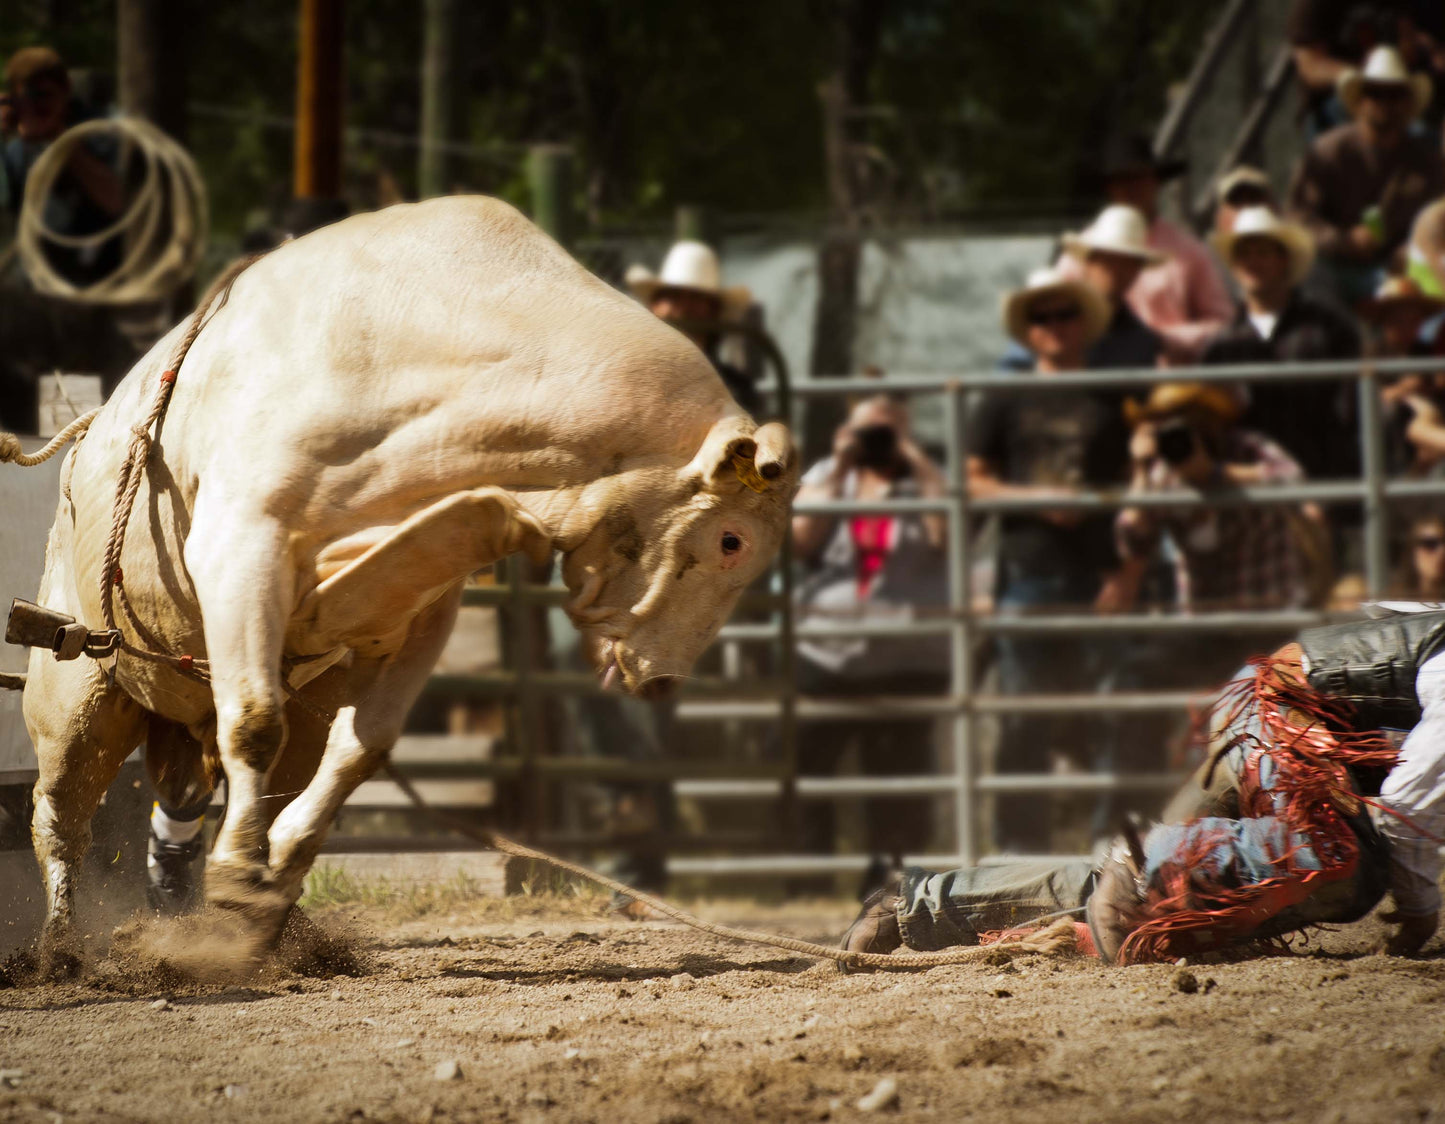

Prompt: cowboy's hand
[1348,224,1381,258]
[1377,908,1438,956]
[1129,423,1158,468]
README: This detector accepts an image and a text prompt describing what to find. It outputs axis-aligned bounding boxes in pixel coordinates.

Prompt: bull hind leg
[266,588,463,906]
[25,647,147,973]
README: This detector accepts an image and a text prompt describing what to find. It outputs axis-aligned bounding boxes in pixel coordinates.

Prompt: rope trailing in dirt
[16,116,207,305]
[380,762,1080,972]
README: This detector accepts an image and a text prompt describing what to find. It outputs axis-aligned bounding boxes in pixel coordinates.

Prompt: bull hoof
[205,862,294,951]
[37,936,83,981]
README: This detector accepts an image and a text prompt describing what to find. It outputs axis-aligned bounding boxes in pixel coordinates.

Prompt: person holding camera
[790,394,950,870]
[1112,382,1313,614]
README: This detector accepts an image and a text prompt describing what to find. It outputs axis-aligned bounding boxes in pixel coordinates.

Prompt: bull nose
[638,676,680,702]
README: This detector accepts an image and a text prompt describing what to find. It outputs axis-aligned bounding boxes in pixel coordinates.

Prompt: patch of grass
[298,862,612,921]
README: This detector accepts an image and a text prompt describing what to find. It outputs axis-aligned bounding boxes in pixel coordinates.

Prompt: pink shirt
[1060,216,1234,365]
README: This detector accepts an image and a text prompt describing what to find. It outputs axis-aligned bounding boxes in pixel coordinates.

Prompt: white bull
[11,196,797,967]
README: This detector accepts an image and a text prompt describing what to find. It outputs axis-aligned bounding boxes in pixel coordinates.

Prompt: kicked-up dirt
[0,892,1443,1123]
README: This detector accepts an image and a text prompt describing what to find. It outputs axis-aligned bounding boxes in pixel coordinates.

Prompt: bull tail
[0,407,101,468]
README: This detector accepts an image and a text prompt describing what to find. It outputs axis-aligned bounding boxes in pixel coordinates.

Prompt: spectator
[791,394,949,864]
[1392,508,1445,599]
[1288,1,1445,135]
[1205,206,1362,480]
[1287,45,1443,306]
[1368,276,1445,475]
[1064,134,1234,365]
[1059,204,1164,369]
[1213,166,1275,236]
[2,46,123,288]
[627,240,762,416]
[1113,383,1314,612]
[970,267,1130,851]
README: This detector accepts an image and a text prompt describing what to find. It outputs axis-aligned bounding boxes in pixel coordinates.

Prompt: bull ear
[687,415,759,494]
[751,422,797,487]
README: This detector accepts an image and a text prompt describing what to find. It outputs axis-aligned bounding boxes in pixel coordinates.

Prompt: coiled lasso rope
[16,115,207,305]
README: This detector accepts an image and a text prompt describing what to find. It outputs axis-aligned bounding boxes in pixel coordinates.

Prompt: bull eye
[721,531,743,555]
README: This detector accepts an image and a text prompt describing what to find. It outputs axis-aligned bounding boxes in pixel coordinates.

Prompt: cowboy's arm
[792,456,848,560]
[1376,649,1445,952]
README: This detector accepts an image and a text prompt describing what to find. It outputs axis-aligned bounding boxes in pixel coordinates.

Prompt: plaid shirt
[1117,429,1308,611]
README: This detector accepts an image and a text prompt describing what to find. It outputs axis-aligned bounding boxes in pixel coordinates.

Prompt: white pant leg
[1377,649,1445,916]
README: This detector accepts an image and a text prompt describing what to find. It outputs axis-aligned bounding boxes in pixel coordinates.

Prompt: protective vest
[1298,610,1445,730]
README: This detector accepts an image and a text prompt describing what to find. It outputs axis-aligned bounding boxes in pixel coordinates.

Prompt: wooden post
[527,144,574,248]
[418,0,457,199]
[673,204,709,244]
[117,0,187,140]
[294,0,344,200]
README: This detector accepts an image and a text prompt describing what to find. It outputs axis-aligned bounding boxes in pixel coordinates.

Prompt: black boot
[146,833,204,915]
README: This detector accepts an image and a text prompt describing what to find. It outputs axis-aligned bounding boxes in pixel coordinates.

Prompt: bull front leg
[266,589,462,903]
[182,509,296,944]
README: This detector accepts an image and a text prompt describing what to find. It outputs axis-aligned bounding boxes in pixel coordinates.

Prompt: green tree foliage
[0,0,1224,240]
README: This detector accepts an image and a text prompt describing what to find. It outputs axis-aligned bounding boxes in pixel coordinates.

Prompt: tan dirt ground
[1,892,1444,1124]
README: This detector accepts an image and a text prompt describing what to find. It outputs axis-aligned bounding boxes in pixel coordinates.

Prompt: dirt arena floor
[2,887,1445,1124]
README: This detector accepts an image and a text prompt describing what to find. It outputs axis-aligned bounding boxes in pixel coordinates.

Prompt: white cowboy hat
[1061,204,1166,264]
[1000,266,1111,348]
[1338,45,1433,120]
[1210,206,1316,287]
[625,240,752,320]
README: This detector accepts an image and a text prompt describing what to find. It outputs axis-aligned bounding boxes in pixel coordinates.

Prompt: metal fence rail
[408,355,1445,877]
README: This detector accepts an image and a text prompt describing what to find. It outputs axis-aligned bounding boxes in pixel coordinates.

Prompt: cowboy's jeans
[895,859,1096,951]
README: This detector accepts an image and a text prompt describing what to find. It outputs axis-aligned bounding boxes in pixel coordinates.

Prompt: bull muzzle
[5,598,121,660]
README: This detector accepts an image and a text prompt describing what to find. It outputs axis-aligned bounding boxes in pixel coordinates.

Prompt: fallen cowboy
[842,606,1445,965]
[0,195,799,974]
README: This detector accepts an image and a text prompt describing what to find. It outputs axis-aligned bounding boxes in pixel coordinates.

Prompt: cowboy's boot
[838,875,904,970]
[1086,829,1148,965]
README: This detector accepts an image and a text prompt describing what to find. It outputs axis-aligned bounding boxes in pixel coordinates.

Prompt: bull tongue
[600,658,619,691]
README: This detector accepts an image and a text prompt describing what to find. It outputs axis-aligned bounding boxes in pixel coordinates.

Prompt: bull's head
[558,416,798,697]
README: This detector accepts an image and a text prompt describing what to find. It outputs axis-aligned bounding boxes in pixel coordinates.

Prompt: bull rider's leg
[841,859,1096,959]
[266,588,463,907]
[25,642,147,972]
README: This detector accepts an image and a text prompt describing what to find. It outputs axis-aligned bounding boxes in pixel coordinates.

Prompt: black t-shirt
[968,386,1130,594]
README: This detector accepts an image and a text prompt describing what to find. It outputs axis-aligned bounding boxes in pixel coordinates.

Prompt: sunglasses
[1415,536,1445,552]
[1361,84,1411,103]
[1027,305,1081,327]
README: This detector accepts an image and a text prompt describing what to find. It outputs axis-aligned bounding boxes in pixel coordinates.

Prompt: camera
[1154,419,1197,466]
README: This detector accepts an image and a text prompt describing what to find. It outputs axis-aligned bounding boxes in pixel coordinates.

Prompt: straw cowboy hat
[1338,45,1433,120]
[625,240,752,320]
[1210,206,1316,287]
[1000,266,1110,348]
[1062,204,1166,264]
[1359,274,1445,321]
[1215,165,1271,205]
[1124,381,1243,433]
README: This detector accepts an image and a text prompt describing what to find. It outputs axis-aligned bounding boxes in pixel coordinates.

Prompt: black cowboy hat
[1088,134,1187,186]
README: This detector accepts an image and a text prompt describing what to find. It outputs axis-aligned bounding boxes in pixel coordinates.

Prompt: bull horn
[751,422,797,485]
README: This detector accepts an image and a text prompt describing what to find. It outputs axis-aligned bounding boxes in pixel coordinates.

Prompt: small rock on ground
[433,1059,462,1082]
[857,1075,899,1112]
